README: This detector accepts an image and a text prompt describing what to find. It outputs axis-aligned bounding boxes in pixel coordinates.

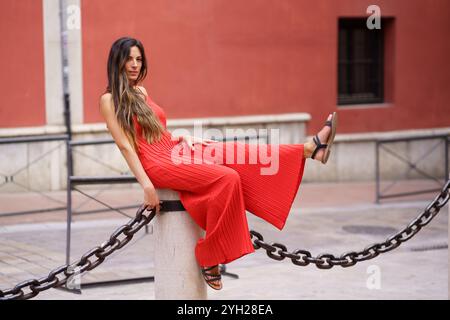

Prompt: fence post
[154,189,207,299]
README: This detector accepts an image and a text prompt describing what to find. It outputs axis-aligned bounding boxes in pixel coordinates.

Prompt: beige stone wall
[0,113,310,192]
[0,121,448,192]
[303,128,450,182]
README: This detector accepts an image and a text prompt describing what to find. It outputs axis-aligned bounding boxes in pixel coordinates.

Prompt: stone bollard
[154,189,207,300]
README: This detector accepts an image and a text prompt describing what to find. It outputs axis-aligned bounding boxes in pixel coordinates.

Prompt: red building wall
[1,1,448,135]
[82,0,450,135]
[0,0,46,128]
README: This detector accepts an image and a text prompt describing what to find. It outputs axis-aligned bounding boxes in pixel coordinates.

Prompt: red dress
[134,94,306,267]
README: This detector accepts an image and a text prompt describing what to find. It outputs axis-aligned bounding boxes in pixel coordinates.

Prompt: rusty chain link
[250,179,449,269]
[1,179,448,300]
[0,204,156,301]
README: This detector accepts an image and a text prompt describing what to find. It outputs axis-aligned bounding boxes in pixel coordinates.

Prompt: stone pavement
[0,179,448,300]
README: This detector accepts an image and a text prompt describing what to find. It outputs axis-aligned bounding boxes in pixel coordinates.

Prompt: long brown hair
[105,37,165,151]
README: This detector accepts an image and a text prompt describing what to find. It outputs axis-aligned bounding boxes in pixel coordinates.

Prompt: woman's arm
[99,94,154,190]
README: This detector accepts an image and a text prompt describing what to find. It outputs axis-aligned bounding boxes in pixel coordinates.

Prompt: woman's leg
[186,113,333,230]
[143,157,255,266]
[195,139,305,230]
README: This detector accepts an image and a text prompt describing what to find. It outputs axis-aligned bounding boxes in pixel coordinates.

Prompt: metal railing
[0,135,136,218]
[65,137,152,289]
[375,134,449,203]
[0,135,69,217]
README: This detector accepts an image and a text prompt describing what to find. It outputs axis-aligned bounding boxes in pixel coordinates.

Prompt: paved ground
[0,179,448,300]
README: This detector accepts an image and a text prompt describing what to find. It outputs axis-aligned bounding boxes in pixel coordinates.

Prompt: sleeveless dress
[134,94,307,267]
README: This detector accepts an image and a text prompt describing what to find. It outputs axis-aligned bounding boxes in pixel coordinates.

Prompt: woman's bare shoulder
[99,92,114,112]
[100,92,112,100]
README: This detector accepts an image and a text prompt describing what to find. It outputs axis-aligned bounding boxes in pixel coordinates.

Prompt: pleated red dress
[134,94,307,267]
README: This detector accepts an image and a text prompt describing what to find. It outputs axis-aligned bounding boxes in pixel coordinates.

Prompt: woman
[99,37,337,291]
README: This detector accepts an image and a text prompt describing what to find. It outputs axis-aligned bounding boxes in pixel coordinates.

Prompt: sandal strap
[325,120,332,127]
[203,274,222,282]
[311,135,328,160]
[201,265,218,272]
[201,269,222,277]
[201,266,222,280]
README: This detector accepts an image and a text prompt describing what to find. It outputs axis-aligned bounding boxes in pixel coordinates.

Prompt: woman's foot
[201,265,223,290]
[304,114,334,162]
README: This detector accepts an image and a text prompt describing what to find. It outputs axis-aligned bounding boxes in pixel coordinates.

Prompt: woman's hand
[178,135,218,151]
[143,186,161,214]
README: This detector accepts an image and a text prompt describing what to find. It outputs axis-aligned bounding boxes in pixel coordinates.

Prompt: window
[338,18,384,105]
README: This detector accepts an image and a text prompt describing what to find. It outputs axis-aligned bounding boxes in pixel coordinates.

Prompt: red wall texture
[0,0,46,128]
[82,0,450,135]
[1,1,448,135]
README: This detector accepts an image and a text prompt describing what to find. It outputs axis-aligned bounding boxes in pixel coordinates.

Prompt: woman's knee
[220,168,241,185]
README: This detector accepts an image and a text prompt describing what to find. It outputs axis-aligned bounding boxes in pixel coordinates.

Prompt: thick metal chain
[1,180,448,300]
[250,179,449,269]
[0,204,156,301]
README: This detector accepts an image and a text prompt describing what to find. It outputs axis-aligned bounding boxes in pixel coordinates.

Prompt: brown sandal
[200,265,223,290]
[311,112,338,164]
